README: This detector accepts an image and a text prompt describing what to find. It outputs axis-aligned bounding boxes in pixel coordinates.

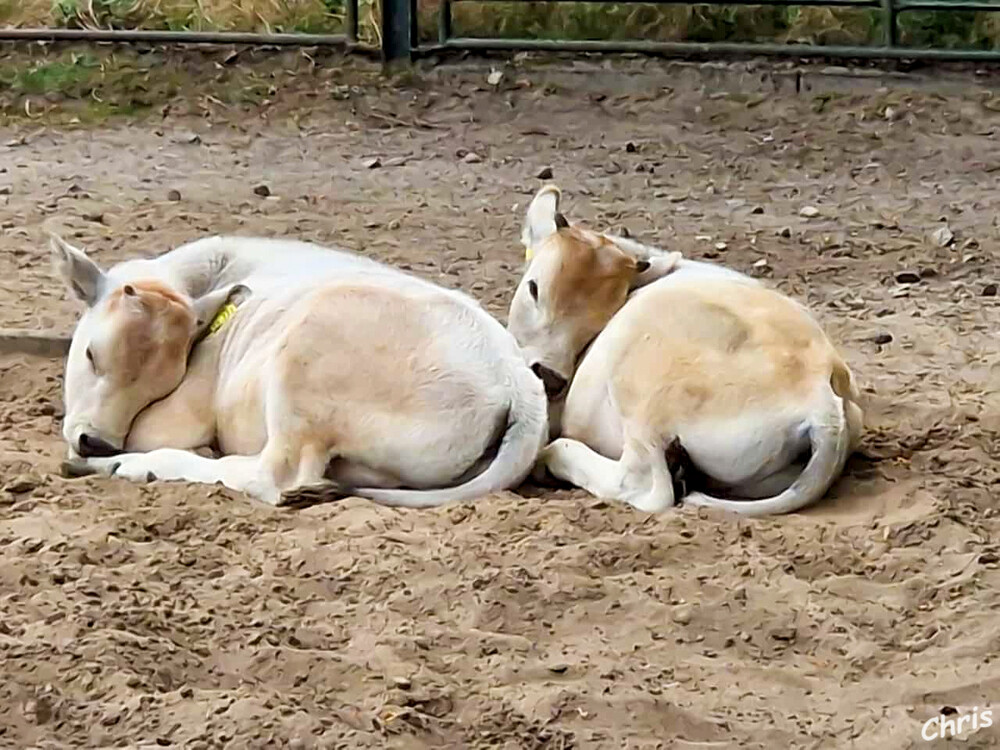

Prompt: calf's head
[507,185,652,399]
[52,235,238,458]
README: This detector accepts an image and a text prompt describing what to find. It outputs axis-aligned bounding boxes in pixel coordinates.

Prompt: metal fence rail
[413,0,1000,61]
[2,0,1000,64]
[0,0,379,57]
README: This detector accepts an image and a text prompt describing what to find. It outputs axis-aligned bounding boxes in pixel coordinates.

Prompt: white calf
[53,234,548,507]
[506,185,864,517]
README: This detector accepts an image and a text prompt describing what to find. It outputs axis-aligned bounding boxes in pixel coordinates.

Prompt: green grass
[3,53,102,96]
[2,0,353,35]
[0,46,330,125]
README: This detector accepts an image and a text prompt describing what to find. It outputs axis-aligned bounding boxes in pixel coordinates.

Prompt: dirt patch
[1,52,1000,748]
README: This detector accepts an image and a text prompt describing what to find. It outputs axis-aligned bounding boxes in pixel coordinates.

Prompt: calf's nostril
[530,363,568,398]
[77,432,121,458]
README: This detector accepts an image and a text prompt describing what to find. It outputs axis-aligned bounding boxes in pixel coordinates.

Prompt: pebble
[931,225,954,247]
[770,627,797,642]
[799,206,820,218]
[672,604,693,625]
[4,474,39,494]
[252,184,271,197]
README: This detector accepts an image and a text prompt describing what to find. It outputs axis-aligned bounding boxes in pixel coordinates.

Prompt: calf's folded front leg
[538,432,678,513]
[64,448,312,507]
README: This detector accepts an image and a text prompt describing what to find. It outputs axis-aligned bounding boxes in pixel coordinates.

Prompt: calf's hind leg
[539,431,677,513]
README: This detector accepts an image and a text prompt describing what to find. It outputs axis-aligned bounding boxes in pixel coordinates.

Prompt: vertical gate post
[881,0,897,47]
[438,0,452,44]
[346,0,358,43]
[381,0,412,66]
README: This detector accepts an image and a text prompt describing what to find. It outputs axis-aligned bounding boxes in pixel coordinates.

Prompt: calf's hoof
[279,481,352,508]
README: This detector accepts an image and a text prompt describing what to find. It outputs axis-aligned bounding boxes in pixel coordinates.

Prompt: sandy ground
[1,52,1000,749]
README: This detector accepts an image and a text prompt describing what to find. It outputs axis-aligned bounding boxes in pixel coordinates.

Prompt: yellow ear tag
[525,246,534,262]
[207,302,237,337]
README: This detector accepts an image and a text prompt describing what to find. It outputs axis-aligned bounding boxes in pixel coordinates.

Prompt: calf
[54,234,548,507]
[506,185,864,516]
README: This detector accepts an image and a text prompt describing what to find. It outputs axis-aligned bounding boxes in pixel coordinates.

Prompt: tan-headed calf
[54,234,548,507]
[506,185,864,516]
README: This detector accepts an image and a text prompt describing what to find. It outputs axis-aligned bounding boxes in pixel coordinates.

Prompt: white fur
[55,235,548,508]
[508,186,863,517]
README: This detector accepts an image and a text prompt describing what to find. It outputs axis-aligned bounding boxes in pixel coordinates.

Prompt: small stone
[751,205,764,214]
[391,676,412,690]
[799,206,820,218]
[463,152,483,164]
[25,697,52,725]
[167,189,181,201]
[548,663,569,674]
[984,283,998,297]
[779,227,791,238]
[771,627,797,642]
[362,157,381,170]
[931,225,954,247]
[253,184,271,197]
[0,186,11,196]
[536,166,553,179]
[753,258,769,269]
[5,474,39,494]
[894,271,921,284]
[487,68,503,86]
[672,605,693,625]
[872,332,893,345]
[625,141,637,153]
[714,241,728,252]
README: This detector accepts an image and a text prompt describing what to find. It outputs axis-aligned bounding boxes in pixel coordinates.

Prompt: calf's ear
[192,284,250,340]
[50,234,107,307]
[522,184,564,262]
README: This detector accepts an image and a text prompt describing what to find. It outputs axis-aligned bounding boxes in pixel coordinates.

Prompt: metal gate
[414,0,1000,61]
[3,0,1000,64]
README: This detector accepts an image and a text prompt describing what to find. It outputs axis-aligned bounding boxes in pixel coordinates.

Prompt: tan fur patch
[606,280,846,428]
[101,279,195,384]
[107,278,190,311]
[536,227,638,348]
